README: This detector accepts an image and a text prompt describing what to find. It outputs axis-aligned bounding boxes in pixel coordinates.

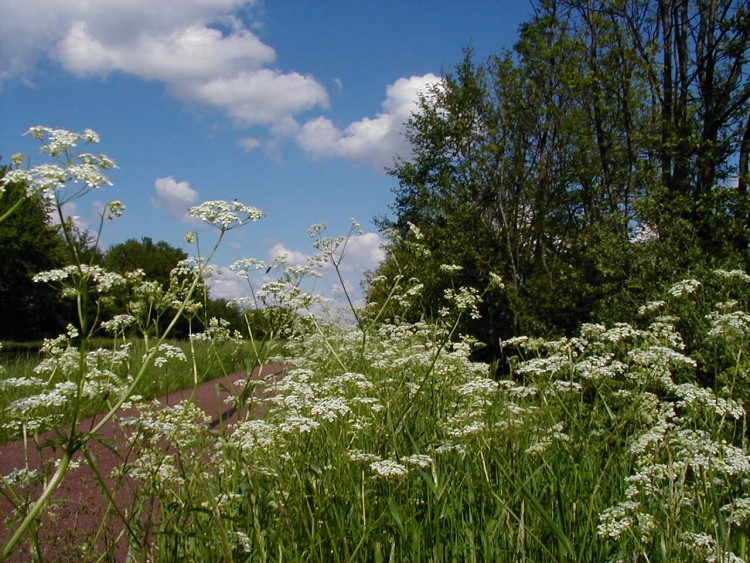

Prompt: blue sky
[0,1,534,305]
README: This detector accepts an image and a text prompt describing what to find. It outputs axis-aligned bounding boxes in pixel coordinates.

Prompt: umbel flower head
[188,199,264,231]
[1,126,116,201]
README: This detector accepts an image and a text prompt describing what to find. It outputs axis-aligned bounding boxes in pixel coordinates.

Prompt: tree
[103,237,187,288]
[0,166,69,340]
[372,0,750,360]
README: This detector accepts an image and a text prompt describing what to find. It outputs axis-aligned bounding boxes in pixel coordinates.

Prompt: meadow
[1,127,749,561]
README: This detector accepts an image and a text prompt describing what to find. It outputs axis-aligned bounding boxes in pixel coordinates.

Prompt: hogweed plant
[0,127,263,559]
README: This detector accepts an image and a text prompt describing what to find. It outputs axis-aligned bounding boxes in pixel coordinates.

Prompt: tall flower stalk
[0,127,263,559]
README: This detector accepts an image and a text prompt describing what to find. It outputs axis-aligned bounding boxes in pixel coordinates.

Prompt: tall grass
[2,127,749,561]
[75,269,748,562]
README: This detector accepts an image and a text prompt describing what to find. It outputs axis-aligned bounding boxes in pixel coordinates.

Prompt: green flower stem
[1,231,224,559]
[1,449,71,559]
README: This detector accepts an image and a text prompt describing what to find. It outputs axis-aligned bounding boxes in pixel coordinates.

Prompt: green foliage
[104,237,187,289]
[373,0,750,360]
[2,123,750,562]
[15,267,742,562]
[0,167,69,340]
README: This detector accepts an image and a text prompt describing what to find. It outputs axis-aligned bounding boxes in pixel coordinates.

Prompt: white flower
[370,459,408,479]
[439,264,464,273]
[638,300,666,316]
[188,200,264,230]
[668,278,701,298]
[713,269,750,283]
[348,450,382,463]
[106,200,125,219]
[402,454,434,468]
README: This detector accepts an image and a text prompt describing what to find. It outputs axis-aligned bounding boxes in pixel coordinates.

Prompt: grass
[3,267,750,562]
[2,275,750,561]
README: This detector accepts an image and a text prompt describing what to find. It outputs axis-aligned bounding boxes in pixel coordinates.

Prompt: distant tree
[102,237,245,338]
[0,166,69,340]
[104,237,187,288]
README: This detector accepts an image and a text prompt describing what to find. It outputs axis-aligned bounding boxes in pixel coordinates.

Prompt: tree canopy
[0,166,69,340]
[370,0,750,360]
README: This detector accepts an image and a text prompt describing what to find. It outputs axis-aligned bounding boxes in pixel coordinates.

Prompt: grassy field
[3,270,749,561]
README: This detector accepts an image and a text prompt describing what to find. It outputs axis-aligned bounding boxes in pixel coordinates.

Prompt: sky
[0,0,535,307]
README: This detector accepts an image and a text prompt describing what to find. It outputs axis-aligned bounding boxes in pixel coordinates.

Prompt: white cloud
[185,69,328,126]
[338,232,385,273]
[238,137,261,151]
[206,268,251,301]
[269,242,309,267]
[296,74,442,169]
[152,176,199,221]
[56,21,275,82]
[0,0,328,125]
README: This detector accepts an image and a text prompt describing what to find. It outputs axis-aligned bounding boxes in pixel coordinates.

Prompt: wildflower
[310,397,351,422]
[638,300,666,315]
[488,271,505,289]
[456,378,499,397]
[232,420,276,453]
[231,531,253,554]
[146,344,187,368]
[350,217,363,234]
[597,501,646,540]
[406,221,424,240]
[370,459,408,479]
[278,415,319,434]
[706,310,750,340]
[33,264,126,293]
[668,278,701,298]
[439,264,463,273]
[348,450,382,463]
[629,222,658,243]
[402,454,434,468]
[106,200,125,219]
[0,376,45,390]
[444,286,481,319]
[722,497,750,526]
[188,199,264,230]
[713,269,750,283]
[100,314,136,334]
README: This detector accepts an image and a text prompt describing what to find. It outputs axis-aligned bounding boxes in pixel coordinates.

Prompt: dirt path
[0,363,285,561]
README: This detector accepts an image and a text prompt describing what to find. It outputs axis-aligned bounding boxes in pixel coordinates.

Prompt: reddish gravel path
[0,363,285,562]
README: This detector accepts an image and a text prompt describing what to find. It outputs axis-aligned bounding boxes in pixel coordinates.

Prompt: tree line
[369,0,750,361]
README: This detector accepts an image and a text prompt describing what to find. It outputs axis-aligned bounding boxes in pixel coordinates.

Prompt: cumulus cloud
[296,74,442,169]
[269,242,310,267]
[206,268,250,301]
[152,176,199,221]
[0,0,328,125]
[338,232,385,273]
[1,1,441,170]
[185,69,328,126]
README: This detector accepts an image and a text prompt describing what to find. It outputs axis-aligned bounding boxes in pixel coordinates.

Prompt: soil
[0,363,285,562]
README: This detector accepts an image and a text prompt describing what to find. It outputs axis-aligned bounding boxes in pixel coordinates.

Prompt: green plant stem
[1,231,224,557]
[1,448,71,558]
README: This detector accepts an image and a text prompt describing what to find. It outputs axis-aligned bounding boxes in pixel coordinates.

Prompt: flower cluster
[2,127,116,201]
[188,199,264,230]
